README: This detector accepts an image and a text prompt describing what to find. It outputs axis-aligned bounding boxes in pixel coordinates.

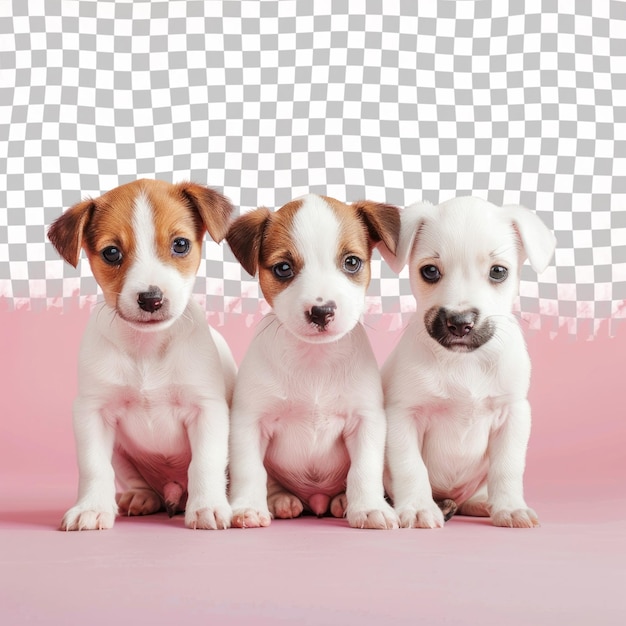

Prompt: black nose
[444,310,477,337]
[307,302,336,329]
[137,287,164,313]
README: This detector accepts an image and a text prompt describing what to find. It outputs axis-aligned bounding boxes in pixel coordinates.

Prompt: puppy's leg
[267,476,304,519]
[386,407,445,529]
[113,451,162,517]
[61,399,118,531]
[184,398,232,530]
[344,411,399,530]
[229,406,272,528]
[487,399,539,528]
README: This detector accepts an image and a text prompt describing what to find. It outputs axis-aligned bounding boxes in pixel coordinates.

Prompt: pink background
[1,304,625,625]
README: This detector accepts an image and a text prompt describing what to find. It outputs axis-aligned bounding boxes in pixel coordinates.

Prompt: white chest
[419,397,506,501]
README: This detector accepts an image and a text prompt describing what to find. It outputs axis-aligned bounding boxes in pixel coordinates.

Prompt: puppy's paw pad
[185,503,232,530]
[348,505,399,530]
[398,505,445,529]
[330,493,348,518]
[231,508,271,529]
[492,508,539,528]
[268,493,303,519]
[61,507,116,531]
[117,489,161,516]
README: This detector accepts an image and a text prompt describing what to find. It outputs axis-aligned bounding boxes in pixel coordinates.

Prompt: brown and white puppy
[226,194,401,529]
[380,196,556,528]
[48,179,236,530]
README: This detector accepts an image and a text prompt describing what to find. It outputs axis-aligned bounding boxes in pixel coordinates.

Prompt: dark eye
[489,265,508,282]
[272,262,294,280]
[343,255,362,274]
[420,265,441,283]
[172,238,191,256]
[101,246,123,266]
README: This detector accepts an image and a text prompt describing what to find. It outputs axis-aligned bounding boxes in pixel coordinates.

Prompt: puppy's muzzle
[306,301,336,331]
[425,306,493,351]
[137,286,164,313]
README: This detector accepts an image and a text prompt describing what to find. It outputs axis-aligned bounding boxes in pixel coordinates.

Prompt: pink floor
[1,305,625,625]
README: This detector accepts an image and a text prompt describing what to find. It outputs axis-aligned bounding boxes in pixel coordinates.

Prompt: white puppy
[225,194,400,529]
[380,196,556,528]
[48,179,236,530]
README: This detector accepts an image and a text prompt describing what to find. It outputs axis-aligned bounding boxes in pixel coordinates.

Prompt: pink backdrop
[1,305,625,624]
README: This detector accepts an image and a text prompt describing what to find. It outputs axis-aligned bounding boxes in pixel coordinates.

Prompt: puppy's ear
[47,199,95,268]
[177,182,234,243]
[226,207,272,277]
[352,201,401,256]
[378,201,434,273]
[503,205,556,273]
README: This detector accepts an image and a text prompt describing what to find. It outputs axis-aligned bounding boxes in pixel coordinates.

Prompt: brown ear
[226,207,272,277]
[47,199,94,267]
[352,201,401,254]
[177,182,234,243]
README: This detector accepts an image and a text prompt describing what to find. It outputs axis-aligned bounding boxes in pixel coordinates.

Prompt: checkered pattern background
[1,0,625,335]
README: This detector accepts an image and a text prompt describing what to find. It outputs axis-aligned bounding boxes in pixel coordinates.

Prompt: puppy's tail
[163,482,184,517]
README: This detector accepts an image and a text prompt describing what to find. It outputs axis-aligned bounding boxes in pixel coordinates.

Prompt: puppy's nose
[137,287,164,313]
[307,302,336,329]
[445,310,477,337]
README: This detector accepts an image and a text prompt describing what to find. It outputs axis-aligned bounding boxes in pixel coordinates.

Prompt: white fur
[115,193,196,330]
[380,197,556,528]
[228,196,398,529]
[61,195,236,531]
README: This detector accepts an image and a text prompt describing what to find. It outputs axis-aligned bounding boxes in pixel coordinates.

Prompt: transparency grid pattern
[1,0,625,335]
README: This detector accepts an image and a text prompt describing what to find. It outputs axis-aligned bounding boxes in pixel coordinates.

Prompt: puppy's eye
[272,262,294,280]
[489,265,508,282]
[101,246,123,266]
[420,265,441,283]
[343,255,362,274]
[172,238,191,256]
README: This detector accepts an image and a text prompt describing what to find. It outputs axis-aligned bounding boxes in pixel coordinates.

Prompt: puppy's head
[48,179,233,331]
[227,194,400,343]
[380,196,556,352]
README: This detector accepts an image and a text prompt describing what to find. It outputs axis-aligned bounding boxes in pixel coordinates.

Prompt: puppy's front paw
[61,505,117,531]
[185,502,232,530]
[491,507,539,528]
[347,503,399,530]
[117,489,162,517]
[268,492,303,519]
[231,508,272,528]
[398,502,445,529]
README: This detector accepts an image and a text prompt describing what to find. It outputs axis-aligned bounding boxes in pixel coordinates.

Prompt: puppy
[48,179,236,530]
[225,194,400,529]
[380,197,556,528]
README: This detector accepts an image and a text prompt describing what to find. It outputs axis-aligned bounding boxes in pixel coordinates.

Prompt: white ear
[502,205,556,274]
[379,201,434,273]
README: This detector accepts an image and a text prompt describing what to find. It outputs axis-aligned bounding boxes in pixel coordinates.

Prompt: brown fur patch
[226,200,305,306]
[81,181,142,305]
[226,207,272,277]
[48,199,95,267]
[257,199,305,306]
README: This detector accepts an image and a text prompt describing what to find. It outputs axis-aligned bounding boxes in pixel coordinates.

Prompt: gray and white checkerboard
[1,0,625,336]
